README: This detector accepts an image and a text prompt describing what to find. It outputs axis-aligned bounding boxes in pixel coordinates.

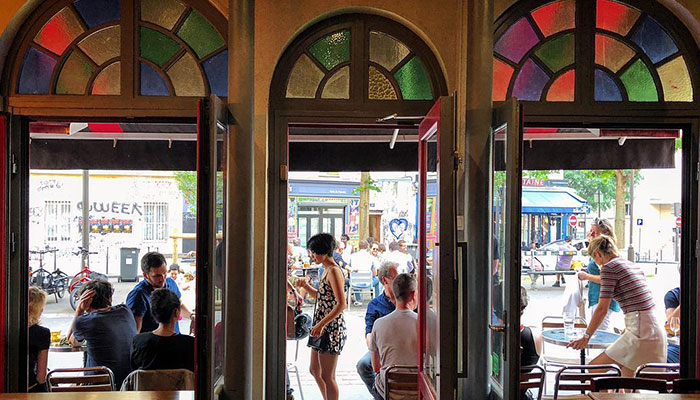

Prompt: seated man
[67,279,137,387]
[665,286,680,363]
[357,261,398,398]
[131,288,195,371]
[349,240,380,305]
[370,273,418,400]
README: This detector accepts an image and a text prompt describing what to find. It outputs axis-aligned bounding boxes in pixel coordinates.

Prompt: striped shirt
[599,257,655,313]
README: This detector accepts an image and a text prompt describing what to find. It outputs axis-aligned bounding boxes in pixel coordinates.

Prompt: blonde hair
[28,287,47,326]
[587,234,620,258]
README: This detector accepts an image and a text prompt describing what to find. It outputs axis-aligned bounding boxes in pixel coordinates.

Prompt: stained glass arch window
[494,0,700,104]
[274,14,447,106]
[11,0,227,99]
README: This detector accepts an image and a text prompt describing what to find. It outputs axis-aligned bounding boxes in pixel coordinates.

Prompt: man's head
[79,279,113,310]
[358,240,369,250]
[366,237,375,245]
[341,234,350,243]
[398,239,407,252]
[565,236,572,243]
[388,241,399,252]
[292,238,301,247]
[371,243,379,257]
[392,273,417,306]
[141,252,168,288]
[377,261,399,298]
[150,288,181,324]
[169,264,180,280]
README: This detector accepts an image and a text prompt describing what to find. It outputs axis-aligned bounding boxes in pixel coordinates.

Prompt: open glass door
[488,98,523,399]
[418,96,457,400]
[196,95,229,399]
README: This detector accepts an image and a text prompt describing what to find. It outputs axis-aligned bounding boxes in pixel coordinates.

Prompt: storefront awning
[522,189,587,214]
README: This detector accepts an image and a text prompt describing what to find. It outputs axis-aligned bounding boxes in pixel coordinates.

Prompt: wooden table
[589,394,700,399]
[0,391,193,399]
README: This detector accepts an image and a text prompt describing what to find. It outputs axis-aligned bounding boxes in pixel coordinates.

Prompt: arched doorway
[489,0,700,397]
[266,12,449,397]
[0,0,229,395]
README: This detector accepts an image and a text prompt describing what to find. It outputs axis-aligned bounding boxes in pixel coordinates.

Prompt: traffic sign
[636,219,643,226]
[568,215,577,227]
[676,217,682,227]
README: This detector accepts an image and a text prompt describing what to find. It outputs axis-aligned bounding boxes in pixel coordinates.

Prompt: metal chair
[119,369,194,391]
[590,376,668,393]
[347,269,374,306]
[520,365,545,400]
[384,365,418,400]
[672,378,700,394]
[287,339,304,400]
[634,362,680,392]
[553,364,621,400]
[540,316,588,391]
[47,367,115,392]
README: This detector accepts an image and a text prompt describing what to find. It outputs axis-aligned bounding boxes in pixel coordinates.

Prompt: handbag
[306,295,330,349]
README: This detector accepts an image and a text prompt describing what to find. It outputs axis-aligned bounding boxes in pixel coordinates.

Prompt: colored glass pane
[92,62,121,95]
[492,58,514,101]
[56,51,96,94]
[140,27,181,67]
[630,16,679,64]
[309,30,350,71]
[176,11,225,59]
[34,7,85,56]
[531,0,575,37]
[595,34,634,73]
[167,53,206,96]
[594,68,622,101]
[657,56,692,102]
[140,62,170,96]
[141,0,186,30]
[512,59,549,101]
[321,66,350,99]
[286,54,324,98]
[596,0,640,36]
[534,32,574,73]
[369,31,410,71]
[546,69,575,101]
[73,0,121,29]
[369,66,397,100]
[78,26,120,65]
[17,47,57,94]
[393,56,433,100]
[494,18,540,63]
[203,50,228,97]
[620,59,658,101]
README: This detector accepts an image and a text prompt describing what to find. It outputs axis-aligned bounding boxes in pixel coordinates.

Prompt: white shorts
[605,310,667,371]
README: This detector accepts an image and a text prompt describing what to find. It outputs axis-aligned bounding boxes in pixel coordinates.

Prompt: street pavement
[40,261,679,399]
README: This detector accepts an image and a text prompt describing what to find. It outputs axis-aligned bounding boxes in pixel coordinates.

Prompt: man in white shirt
[369,273,418,400]
[349,240,379,305]
[386,241,414,274]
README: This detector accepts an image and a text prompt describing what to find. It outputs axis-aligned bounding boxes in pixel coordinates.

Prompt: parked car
[522,239,588,271]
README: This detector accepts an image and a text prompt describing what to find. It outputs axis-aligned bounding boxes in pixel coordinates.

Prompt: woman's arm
[578,271,601,284]
[296,278,318,297]
[567,297,612,349]
[531,328,543,356]
[36,349,48,384]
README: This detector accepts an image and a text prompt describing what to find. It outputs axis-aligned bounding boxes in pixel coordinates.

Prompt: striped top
[599,257,655,313]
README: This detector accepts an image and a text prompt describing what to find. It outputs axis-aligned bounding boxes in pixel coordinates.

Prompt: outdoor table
[542,328,619,365]
[589,394,700,399]
[0,391,194,399]
[49,344,88,366]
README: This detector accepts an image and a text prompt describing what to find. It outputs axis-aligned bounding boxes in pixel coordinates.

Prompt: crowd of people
[286,233,418,400]
[27,251,196,392]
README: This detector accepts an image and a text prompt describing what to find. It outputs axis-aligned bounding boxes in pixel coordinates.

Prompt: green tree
[173,171,224,217]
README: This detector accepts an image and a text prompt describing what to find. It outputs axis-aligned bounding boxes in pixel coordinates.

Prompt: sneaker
[552,282,561,287]
[562,277,566,284]
[353,300,363,306]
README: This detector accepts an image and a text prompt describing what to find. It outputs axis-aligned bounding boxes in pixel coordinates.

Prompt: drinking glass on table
[563,313,575,337]
[670,317,681,336]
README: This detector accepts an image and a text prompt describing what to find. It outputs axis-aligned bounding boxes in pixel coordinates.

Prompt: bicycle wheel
[53,272,69,298]
[69,282,83,310]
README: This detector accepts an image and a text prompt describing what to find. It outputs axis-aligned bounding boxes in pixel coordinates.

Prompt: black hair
[307,233,336,257]
[141,252,167,274]
[393,273,417,302]
[169,264,180,272]
[150,288,181,324]
[341,234,350,241]
[79,279,113,309]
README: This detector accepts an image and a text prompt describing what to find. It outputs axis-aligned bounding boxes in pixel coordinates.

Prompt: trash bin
[120,248,140,282]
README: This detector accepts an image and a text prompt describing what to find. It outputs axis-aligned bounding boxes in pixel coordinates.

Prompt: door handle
[488,324,505,332]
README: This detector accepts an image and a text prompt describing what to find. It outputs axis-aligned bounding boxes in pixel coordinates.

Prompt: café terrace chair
[47,367,115,392]
[540,316,588,391]
[634,362,680,392]
[552,364,620,400]
[384,365,418,400]
[590,376,668,393]
[672,378,700,394]
[520,365,545,400]
[120,368,194,391]
[347,269,374,307]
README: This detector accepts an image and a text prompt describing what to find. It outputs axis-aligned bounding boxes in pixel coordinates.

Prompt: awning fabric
[522,189,587,214]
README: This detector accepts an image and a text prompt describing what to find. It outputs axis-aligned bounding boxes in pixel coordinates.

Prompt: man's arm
[67,289,95,346]
[370,350,381,373]
[133,316,143,333]
[666,306,681,322]
[126,289,147,333]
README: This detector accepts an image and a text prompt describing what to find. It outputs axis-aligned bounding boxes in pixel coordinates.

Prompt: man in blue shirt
[356,260,398,397]
[665,287,680,363]
[126,252,194,333]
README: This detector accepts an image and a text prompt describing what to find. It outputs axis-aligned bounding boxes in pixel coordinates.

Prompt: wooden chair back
[520,365,545,400]
[553,364,621,400]
[47,367,115,392]
[591,376,668,393]
[673,378,700,394]
[635,362,680,392]
[384,365,418,400]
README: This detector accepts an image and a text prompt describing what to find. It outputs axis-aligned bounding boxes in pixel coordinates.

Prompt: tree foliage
[173,171,224,217]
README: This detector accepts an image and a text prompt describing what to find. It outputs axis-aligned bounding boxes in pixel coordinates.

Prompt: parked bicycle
[69,247,106,310]
[29,246,70,302]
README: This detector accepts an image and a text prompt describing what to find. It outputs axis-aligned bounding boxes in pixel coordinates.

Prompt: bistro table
[0,391,194,400]
[542,328,620,365]
[589,394,700,399]
[49,344,88,367]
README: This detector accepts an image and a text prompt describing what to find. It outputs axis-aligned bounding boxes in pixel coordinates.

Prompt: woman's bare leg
[318,352,340,400]
[590,351,635,376]
[309,349,327,398]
